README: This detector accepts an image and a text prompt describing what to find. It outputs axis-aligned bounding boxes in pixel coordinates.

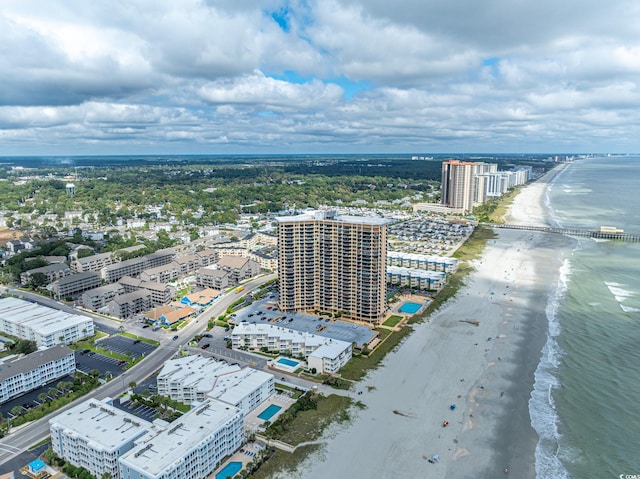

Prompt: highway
[0,274,276,467]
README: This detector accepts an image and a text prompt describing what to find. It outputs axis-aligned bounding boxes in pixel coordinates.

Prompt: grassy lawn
[119,331,160,346]
[252,394,353,478]
[383,315,403,327]
[272,394,352,445]
[339,326,413,381]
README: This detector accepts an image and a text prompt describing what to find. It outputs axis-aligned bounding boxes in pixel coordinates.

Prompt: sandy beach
[276,167,571,479]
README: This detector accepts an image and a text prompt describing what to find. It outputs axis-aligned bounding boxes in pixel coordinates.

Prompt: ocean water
[531,156,640,478]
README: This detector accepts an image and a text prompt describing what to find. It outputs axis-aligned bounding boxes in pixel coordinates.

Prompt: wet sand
[275,168,568,479]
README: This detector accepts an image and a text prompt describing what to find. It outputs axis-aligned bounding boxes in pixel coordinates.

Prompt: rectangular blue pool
[216,462,242,479]
[258,404,282,421]
[277,357,299,367]
[399,302,422,314]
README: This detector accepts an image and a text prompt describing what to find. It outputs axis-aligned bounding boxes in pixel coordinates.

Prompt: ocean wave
[620,305,640,313]
[546,165,570,228]
[605,282,635,302]
[531,258,571,479]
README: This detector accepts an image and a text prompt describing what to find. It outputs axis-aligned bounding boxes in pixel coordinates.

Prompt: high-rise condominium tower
[276,210,388,323]
[440,159,477,212]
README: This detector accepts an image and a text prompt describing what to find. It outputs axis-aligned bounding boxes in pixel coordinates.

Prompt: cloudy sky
[1,0,639,155]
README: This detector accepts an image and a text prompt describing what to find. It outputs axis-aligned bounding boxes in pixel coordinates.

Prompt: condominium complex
[49,398,153,479]
[81,283,125,311]
[387,266,446,291]
[20,263,71,286]
[0,297,94,347]
[276,210,388,323]
[440,160,531,213]
[50,271,102,299]
[231,323,353,374]
[50,397,244,479]
[387,251,459,273]
[157,355,274,413]
[0,344,75,403]
[119,399,244,479]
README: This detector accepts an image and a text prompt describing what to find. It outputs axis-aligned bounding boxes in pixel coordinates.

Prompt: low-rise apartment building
[231,323,352,374]
[0,297,94,347]
[157,355,274,413]
[107,290,152,319]
[49,398,152,479]
[195,249,218,267]
[71,252,115,273]
[195,267,229,290]
[387,265,446,291]
[217,255,261,285]
[139,262,179,283]
[50,271,102,299]
[81,283,125,311]
[20,263,71,286]
[0,345,75,403]
[102,257,147,283]
[119,276,175,306]
[118,399,244,479]
[387,251,459,273]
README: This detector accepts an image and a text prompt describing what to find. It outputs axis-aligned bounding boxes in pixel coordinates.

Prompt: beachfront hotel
[276,210,388,323]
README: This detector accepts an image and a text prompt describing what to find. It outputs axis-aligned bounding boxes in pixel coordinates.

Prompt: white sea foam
[605,282,635,302]
[620,305,640,313]
[531,258,571,479]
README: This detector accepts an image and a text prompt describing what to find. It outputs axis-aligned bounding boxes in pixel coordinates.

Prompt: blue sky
[0,0,639,155]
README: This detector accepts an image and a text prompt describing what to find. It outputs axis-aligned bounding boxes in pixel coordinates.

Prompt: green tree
[29,272,49,289]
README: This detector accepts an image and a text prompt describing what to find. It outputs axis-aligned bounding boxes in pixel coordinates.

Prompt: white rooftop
[49,398,151,452]
[119,399,241,476]
[233,323,351,358]
[387,251,459,264]
[0,297,93,335]
[158,355,273,405]
[276,209,389,226]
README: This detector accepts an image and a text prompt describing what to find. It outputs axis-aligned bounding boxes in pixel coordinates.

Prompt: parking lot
[112,397,157,423]
[74,350,127,377]
[231,296,377,347]
[0,375,74,418]
[96,335,157,359]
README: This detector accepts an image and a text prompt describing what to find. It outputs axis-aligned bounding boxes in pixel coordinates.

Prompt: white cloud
[0,0,638,153]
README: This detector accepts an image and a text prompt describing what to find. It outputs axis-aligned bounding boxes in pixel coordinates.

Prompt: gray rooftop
[0,344,74,382]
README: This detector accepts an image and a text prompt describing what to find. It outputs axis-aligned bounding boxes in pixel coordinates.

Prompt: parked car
[202,343,210,349]
[133,339,141,344]
[203,333,213,338]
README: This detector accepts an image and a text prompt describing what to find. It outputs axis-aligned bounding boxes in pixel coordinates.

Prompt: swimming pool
[258,404,282,421]
[399,302,422,314]
[277,357,299,367]
[216,461,242,479]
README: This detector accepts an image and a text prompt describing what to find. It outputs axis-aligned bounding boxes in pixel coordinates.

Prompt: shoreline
[276,167,570,479]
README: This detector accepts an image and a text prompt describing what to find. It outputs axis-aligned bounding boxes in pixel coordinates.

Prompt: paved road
[0,274,276,467]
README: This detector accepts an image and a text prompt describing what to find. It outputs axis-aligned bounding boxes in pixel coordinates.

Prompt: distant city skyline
[1,1,639,155]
